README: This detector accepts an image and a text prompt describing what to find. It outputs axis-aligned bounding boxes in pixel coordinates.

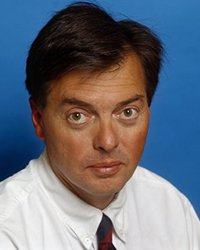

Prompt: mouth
[88,161,123,177]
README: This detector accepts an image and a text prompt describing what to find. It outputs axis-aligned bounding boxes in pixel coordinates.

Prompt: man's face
[32,54,150,209]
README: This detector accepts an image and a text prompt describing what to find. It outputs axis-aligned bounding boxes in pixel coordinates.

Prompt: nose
[93,120,119,153]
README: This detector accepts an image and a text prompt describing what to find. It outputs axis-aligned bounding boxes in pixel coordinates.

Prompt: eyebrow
[61,97,95,110]
[115,95,145,109]
[60,94,145,110]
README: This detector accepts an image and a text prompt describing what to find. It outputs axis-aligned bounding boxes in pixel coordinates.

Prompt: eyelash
[67,111,91,124]
[116,107,139,122]
[66,106,139,127]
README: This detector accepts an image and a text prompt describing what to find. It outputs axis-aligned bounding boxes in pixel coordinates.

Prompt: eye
[67,111,89,125]
[123,108,135,117]
[117,108,139,122]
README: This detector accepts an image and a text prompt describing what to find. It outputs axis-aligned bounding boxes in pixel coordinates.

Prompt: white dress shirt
[0,151,200,250]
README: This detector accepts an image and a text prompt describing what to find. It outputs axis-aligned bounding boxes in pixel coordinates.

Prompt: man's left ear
[29,98,45,140]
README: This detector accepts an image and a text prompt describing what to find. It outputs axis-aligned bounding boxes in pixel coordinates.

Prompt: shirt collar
[35,151,126,248]
[103,190,126,242]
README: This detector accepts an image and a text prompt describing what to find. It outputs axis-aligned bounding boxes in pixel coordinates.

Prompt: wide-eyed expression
[31,54,150,209]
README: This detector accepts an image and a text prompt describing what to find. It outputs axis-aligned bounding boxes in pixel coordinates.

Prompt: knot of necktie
[96,214,117,250]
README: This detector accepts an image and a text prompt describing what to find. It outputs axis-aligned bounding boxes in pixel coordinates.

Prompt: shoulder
[0,158,39,225]
[128,166,196,212]
[132,166,183,191]
[125,166,200,245]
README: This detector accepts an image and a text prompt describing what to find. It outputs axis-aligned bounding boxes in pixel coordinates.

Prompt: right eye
[68,112,88,124]
[66,110,94,128]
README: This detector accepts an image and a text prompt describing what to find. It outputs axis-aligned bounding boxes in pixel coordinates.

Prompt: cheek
[47,129,90,163]
[122,123,149,161]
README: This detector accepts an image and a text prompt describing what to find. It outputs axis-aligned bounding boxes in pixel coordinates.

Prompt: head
[26,2,163,209]
[26,2,163,108]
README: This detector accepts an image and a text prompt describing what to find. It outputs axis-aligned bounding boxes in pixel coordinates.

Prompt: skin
[31,54,150,209]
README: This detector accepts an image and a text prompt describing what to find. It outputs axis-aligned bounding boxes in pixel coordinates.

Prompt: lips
[88,161,123,176]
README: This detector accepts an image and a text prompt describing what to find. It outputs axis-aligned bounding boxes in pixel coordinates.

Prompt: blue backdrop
[0,0,199,217]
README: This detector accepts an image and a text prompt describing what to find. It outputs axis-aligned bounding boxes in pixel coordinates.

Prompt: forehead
[47,54,147,104]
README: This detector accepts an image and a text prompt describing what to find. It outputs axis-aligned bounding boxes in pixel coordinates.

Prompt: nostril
[94,135,119,153]
[98,146,116,153]
[93,121,119,152]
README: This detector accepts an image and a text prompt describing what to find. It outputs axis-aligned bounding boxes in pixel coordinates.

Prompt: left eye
[118,108,138,121]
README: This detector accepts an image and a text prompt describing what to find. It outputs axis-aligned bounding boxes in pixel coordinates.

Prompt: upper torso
[0,152,200,250]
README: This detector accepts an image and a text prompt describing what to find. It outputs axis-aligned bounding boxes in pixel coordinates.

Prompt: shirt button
[84,237,91,246]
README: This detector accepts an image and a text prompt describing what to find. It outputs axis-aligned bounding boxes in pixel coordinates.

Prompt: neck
[50,164,117,210]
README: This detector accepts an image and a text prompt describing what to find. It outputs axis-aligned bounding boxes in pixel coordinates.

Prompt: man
[0,2,199,249]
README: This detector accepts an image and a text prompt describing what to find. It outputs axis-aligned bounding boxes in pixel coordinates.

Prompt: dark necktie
[96,214,117,250]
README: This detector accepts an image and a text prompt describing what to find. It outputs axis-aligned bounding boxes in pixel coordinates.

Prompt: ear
[29,98,45,140]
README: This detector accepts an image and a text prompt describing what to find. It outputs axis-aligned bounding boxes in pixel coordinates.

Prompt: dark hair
[26,1,163,107]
